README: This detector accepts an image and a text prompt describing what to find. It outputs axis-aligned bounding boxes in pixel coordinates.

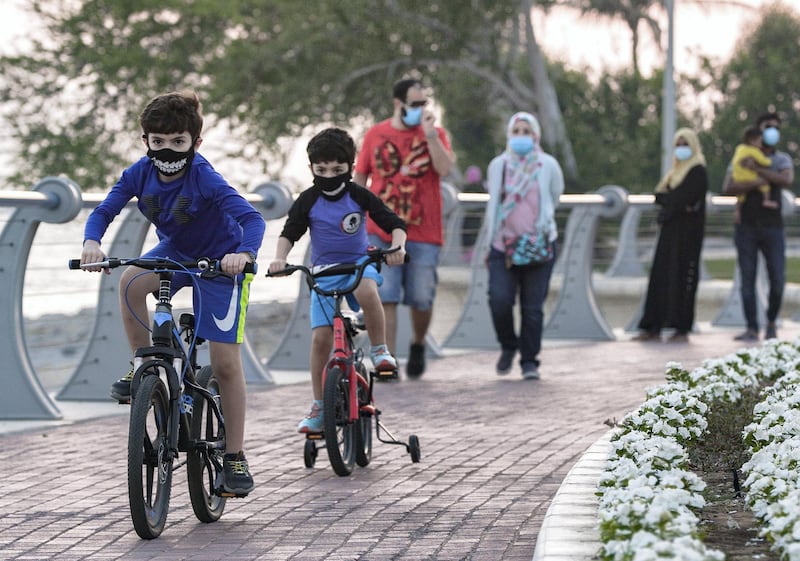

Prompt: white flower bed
[597,339,800,561]
[742,341,800,560]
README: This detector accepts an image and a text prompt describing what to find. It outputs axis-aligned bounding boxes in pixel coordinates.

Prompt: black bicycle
[69,256,255,539]
[266,247,420,476]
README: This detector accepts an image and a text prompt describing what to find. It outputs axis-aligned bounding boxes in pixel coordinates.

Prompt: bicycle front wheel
[323,366,356,476]
[128,372,173,539]
[187,365,227,523]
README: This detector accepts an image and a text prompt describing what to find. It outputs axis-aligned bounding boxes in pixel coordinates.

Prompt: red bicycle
[266,247,420,476]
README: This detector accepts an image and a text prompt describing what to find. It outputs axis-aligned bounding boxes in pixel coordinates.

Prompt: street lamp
[661,0,676,175]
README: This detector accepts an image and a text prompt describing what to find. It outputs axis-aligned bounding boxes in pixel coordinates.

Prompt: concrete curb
[532,430,613,561]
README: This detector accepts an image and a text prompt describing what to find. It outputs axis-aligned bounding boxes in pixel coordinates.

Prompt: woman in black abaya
[633,128,708,343]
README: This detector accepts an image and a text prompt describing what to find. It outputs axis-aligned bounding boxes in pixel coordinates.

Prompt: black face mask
[147,146,196,176]
[313,172,350,196]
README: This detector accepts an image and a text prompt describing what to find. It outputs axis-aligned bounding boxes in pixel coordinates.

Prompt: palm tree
[572,0,663,79]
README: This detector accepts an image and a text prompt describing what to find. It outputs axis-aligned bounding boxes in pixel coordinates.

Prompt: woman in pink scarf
[484,112,564,379]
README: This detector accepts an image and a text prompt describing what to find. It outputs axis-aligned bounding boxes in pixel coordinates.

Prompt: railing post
[439,181,463,266]
[544,185,628,340]
[58,209,150,400]
[266,247,313,371]
[442,221,496,350]
[606,206,647,277]
[0,177,81,419]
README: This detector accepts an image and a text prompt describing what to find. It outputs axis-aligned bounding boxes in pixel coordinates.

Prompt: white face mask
[674,146,693,161]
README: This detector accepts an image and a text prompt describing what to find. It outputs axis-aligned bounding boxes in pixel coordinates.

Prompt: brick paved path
[1,326,789,561]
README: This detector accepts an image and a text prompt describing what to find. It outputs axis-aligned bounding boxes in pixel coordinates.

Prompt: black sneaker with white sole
[110,364,134,402]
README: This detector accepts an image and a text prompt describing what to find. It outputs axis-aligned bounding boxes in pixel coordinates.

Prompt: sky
[0,0,797,187]
[532,0,800,77]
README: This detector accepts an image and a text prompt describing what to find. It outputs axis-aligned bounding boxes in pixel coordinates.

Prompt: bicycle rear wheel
[355,364,373,467]
[128,372,172,539]
[187,365,227,523]
[323,366,356,476]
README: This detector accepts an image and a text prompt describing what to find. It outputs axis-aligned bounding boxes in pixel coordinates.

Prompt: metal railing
[1,177,793,419]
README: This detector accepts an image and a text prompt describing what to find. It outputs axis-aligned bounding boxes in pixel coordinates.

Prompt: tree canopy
[0,0,575,190]
[701,3,800,191]
[0,1,797,197]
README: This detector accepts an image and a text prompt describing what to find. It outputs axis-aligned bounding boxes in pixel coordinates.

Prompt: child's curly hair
[139,90,204,140]
[307,127,356,166]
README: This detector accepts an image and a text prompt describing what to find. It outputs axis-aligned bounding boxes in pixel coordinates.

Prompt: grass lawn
[704,257,800,281]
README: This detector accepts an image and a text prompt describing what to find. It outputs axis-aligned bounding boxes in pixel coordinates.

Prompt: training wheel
[304,439,318,468]
[408,434,421,463]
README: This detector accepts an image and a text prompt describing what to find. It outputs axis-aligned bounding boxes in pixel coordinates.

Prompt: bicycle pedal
[305,432,324,440]
[373,368,399,381]
[218,490,249,499]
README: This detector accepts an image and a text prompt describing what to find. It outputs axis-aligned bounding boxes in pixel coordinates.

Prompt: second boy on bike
[267,127,407,434]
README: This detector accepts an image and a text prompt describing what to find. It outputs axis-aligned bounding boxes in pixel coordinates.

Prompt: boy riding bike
[267,127,407,434]
[79,90,265,496]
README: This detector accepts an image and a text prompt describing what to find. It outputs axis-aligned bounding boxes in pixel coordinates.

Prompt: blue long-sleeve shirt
[85,154,265,259]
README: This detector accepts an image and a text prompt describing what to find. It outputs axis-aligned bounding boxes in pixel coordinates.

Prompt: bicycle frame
[131,311,223,460]
[323,294,371,425]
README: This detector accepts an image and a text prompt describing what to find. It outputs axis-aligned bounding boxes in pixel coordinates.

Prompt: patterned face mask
[147,146,195,176]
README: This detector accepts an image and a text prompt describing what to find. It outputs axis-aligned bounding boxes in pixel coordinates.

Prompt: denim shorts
[368,236,439,311]
[310,264,382,328]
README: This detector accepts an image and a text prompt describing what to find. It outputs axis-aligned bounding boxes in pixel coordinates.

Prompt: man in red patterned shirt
[354,78,455,378]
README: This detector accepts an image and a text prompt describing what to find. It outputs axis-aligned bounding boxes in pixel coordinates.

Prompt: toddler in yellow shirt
[733,126,775,212]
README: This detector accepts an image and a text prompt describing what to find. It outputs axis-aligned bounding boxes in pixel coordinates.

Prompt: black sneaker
[766,323,778,340]
[222,451,255,496]
[110,364,134,402]
[407,343,426,379]
[496,349,515,375]
[734,329,759,342]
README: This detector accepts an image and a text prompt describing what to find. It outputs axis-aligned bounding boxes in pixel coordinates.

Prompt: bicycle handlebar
[68,256,256,276]
[265,247,406,297]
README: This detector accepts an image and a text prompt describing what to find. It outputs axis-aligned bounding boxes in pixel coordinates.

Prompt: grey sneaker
[521,363,540,380]
[496,349,515,375]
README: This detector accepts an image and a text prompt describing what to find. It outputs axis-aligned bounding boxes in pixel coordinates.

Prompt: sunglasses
[406,100,427,108]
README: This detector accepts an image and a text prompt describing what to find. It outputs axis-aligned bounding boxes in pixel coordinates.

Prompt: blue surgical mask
[674,146,693,161]
[401,106,423,127]
[508,136,535,156]
[763,127,780,146]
